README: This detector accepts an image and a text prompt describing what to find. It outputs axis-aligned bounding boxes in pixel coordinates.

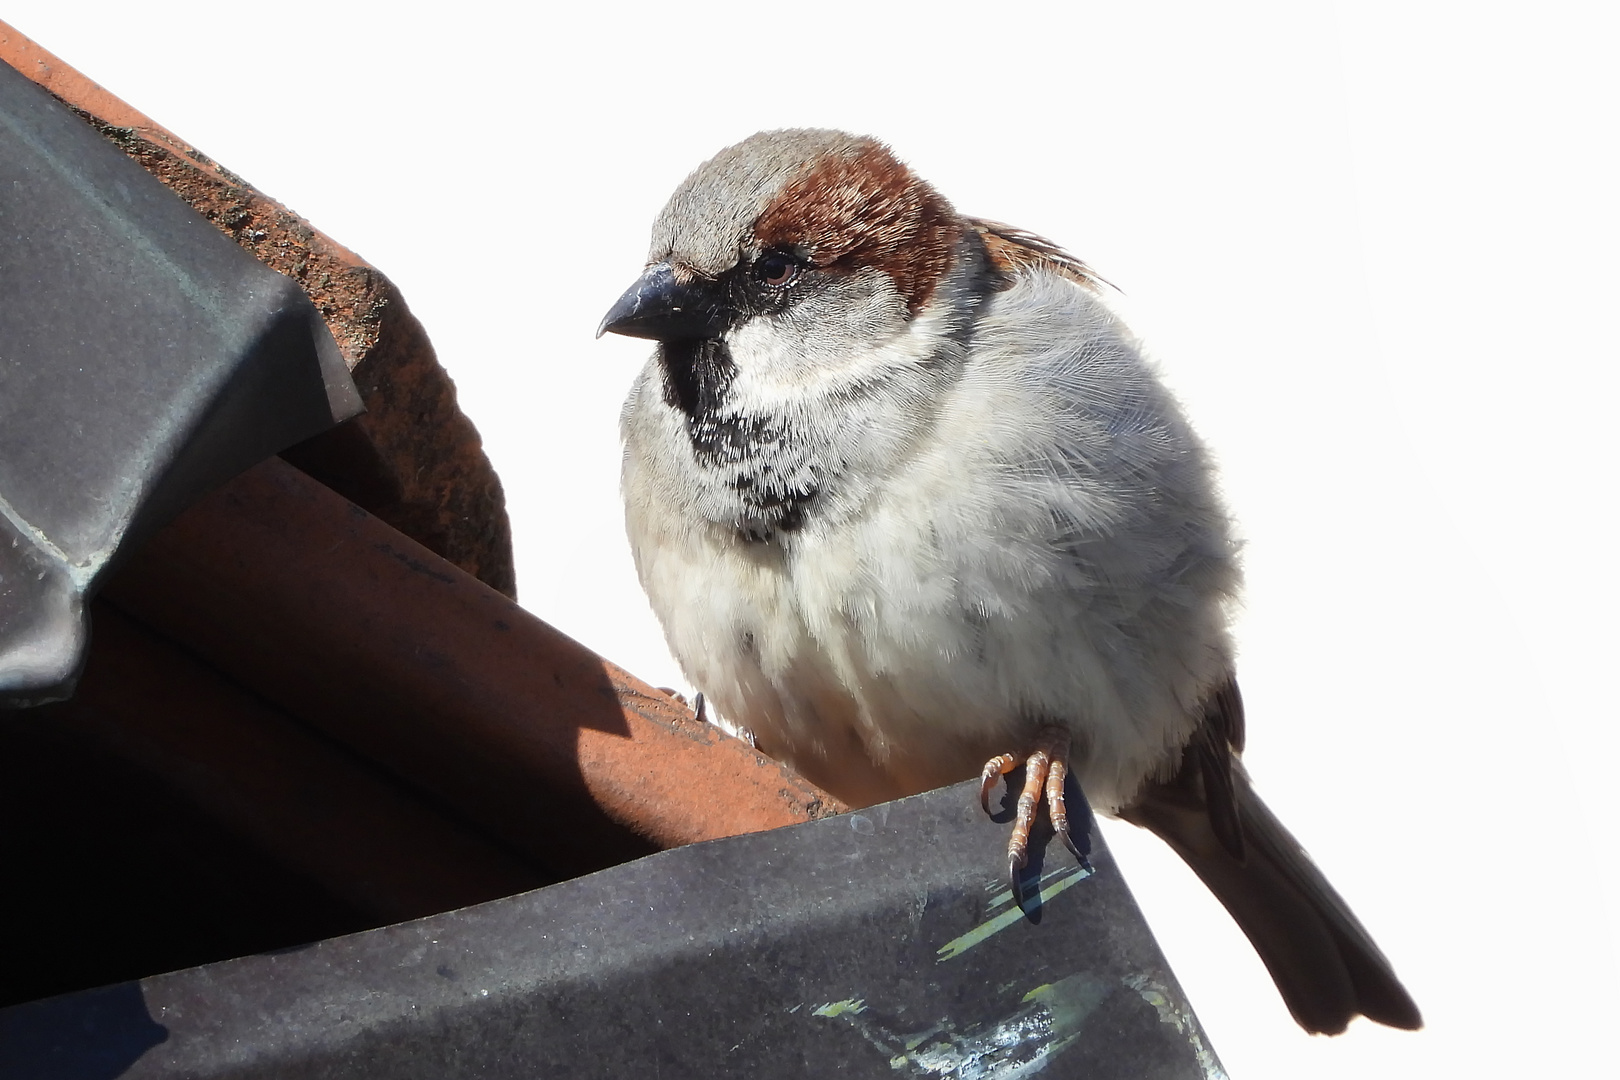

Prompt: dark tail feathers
[1120,700,1422,1034]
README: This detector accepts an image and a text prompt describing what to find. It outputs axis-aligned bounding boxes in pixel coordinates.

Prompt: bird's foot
[657,688,707,725]
[978,725,1088,890]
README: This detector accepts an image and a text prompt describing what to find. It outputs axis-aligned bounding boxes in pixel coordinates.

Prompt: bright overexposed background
[9,2,1615,1076]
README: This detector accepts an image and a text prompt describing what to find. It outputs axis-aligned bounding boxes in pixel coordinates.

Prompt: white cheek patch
[723,274,956,408]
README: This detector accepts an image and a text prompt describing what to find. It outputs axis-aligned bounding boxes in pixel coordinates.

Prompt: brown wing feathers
[969,217,1113,292]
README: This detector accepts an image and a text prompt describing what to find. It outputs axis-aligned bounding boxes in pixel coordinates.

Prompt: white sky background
[9,2,1616,1076]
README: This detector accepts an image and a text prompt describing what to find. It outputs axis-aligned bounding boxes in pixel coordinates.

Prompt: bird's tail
[1121,759,1422,1035]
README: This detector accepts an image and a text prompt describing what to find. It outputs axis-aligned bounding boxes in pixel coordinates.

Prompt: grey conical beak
[597,263,733,341]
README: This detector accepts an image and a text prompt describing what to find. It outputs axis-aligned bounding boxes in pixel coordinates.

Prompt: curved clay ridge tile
[0,21,516,598]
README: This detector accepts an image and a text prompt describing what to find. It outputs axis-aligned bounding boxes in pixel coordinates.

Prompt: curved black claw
[979,753,1018,816]
[1058,770,1096,872]
[1056,827,1093,873]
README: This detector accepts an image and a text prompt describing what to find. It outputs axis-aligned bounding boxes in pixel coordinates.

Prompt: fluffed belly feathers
[620,284,1240,812]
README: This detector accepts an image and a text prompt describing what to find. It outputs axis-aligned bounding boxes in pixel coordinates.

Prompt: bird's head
[599,130,972,416]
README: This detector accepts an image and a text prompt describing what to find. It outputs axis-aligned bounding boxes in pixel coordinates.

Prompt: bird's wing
[967,217,1113,292]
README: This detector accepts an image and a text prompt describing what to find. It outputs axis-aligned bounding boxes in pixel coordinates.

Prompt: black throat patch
[658,337,736,421]
[657,339,819,543]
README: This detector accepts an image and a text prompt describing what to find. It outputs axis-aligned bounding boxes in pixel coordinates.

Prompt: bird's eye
[755,252,799,288]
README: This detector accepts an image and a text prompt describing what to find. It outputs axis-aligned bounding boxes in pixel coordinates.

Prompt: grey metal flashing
[0,58,360,706]
[0,780,1224,1079]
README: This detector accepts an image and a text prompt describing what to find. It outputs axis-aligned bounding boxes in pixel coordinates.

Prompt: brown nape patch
[754,142,960,316]
[970,218,1112,293]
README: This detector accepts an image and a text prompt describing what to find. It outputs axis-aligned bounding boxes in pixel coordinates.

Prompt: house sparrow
[599,129,1421,1036]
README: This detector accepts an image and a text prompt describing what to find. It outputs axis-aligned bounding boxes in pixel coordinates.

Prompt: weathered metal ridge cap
[0,58,361,706]
[0,779,1224,1080]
